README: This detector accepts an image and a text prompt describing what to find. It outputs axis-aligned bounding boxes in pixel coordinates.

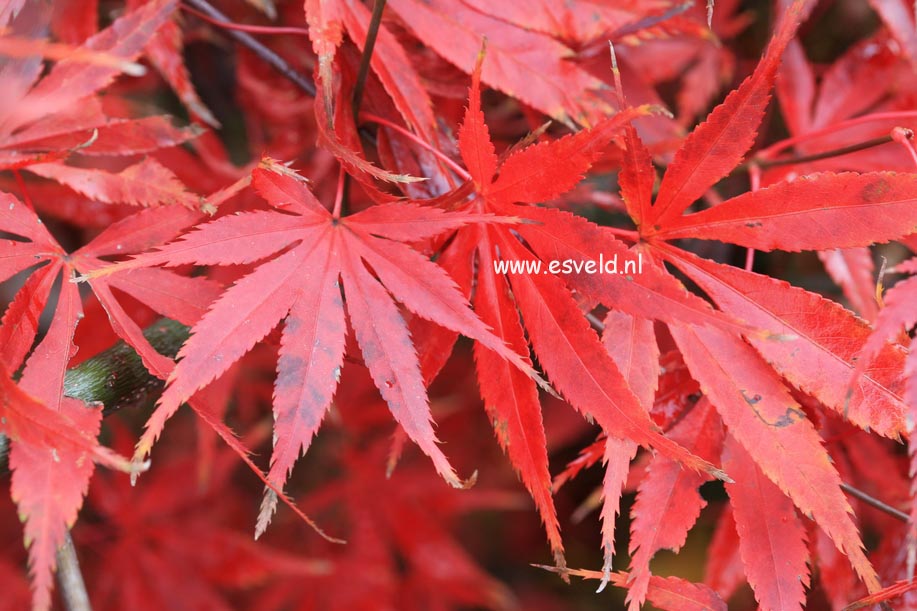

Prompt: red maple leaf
[88,159,543,517]
[549,2,917,606]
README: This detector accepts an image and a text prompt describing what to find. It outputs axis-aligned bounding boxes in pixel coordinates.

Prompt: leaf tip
[640,104,673,119]
[451,469,478,490]
[128,456,150,486]
[122,61,147,78]
[255,489,278,540]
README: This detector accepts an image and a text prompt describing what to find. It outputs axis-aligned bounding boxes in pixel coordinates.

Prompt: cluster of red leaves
[2,0,917,609]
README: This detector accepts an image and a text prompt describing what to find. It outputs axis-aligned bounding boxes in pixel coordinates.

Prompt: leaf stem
[13,170,34,211]
[181,0,316,96]
[360,112,471,180]
[604,226,640,241]
[840,482,908,522]
[754,134,897,170]
[332,166,346,219]
[756,111,917,159]
[180,4,310,36]
[744,164,760,271]
[341,0,388,215]
[892,126,917,169]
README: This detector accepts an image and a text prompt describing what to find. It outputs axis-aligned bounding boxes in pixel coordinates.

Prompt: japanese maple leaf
[125,0,219,128]
[0,189,214,609]
[851,261,917,579]
[88,160,541,510]
[0,0,201,208]
[0,192,216,381]
[386,0,615,126]
[531,1,917,605]
[771,30,917,321]
[304,0,438,146]
[411,50,733,574]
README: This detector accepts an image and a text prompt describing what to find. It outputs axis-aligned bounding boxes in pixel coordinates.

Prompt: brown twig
[351,0,388,123]
[342,0,388,213]
[56,532,91,611]
[841,482,909,523]
[181,0,316,96]
[751,134,897,170]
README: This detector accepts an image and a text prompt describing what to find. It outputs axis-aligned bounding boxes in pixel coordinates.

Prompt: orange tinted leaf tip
[458,469,479,490]
[259,157,309,182]
[641,103,674,119]
[607,43,629,124]
[476,37,488,70]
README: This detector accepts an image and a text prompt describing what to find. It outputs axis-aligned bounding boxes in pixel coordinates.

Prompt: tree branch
[64,318,189,416]
[841,482,909,523]
[0,318,189,477]
[56,532,91,611]
[351,0,387,122]
[181,0,316,96]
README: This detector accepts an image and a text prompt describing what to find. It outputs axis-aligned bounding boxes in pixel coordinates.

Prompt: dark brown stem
[56,532,91,611]
[342,0,387,214]
[841,482,909,523]
[352,0,388,123]
[753,134,896,170]
[181,0,316,96]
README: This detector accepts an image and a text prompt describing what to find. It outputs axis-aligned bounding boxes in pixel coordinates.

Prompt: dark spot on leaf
[744,221,763,228]
[767,407,806,428]
[861,178,891,202]
[741,390,762,405]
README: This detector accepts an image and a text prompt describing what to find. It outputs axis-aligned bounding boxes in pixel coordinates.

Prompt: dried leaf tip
[259,157,309,182]
[449,469,479,490]
[596,569,611,593]
[255,489,278,540]
[875,255,888,308]
[128,458,150,486]
[608,42,626,109]
[639,104,673,119]
[475,37,489,70]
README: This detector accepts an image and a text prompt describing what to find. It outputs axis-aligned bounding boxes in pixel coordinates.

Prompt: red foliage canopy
[2,0,917,609]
